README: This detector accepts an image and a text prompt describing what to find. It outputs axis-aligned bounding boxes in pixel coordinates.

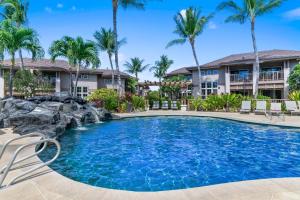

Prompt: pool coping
[1,111,300,199]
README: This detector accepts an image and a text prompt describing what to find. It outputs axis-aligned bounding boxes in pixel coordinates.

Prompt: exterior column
[252,63,258,96]
[225,66,230,94]
[283,61,290,99]
[0,69,5,98]
[55,72,61,93]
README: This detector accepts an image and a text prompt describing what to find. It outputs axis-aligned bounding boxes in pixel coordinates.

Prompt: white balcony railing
[230,71,284,83]
[259,71,284,81]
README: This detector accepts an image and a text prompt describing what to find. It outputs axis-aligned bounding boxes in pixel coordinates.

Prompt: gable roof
[165,67,192,77]
[1,58,131,78]
[202,49,300,67]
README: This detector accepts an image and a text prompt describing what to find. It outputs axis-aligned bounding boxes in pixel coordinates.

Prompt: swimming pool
[40,116,300,191]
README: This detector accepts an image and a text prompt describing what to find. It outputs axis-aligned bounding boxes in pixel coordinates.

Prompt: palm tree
[112,0,145,96]
[124,57,149,81]
[150,55,173,98]
[94,28,126,89]
[0,0,29,69]
[167,7,212,97]
[49,36,100,96]
[218,0,284,97]
[124,57,149,93]
[0,20,44,96]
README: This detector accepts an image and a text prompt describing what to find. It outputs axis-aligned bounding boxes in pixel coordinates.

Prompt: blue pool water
[40,116,300,191]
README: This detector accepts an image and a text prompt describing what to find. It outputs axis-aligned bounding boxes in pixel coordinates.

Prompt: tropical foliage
[13,69,37,97]
[112,0,146,96]
[94,28,126,89]
[0,19,44,96]
[218,0,285,97]
[0,0,29,69]
[289,91,300,101]
[150,55,173,97]
[124,57,149,81]
[288,64,300,91]
[87,88,119,111]
[161,75,185,100]
[132,95,145,111]
[49,36,100,96]
[167,7,212,96]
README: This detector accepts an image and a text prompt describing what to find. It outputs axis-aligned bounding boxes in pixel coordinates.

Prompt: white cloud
[45,7,52,13]
[180,9,187,19]
[284,7,300,20]
[208,22,217,30]
[71,6,76,11]
[57,3,63,8]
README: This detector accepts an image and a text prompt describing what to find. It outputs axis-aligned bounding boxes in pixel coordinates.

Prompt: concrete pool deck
[0,111,300,200]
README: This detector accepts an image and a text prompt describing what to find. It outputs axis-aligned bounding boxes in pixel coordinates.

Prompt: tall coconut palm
[94,28,126,89]
[0,20,44,96]
[218,0,284,97]
[49,36,100,96]
[150,55,173,98]
[112,0,145,95]
[166,7,212,97]
[0,0,29,69]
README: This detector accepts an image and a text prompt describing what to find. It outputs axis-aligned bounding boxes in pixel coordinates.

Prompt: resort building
[166,49,300,99]
[0,58,131,98]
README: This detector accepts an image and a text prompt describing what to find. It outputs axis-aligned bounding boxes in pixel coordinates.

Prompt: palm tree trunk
[16,22,24,70]
[69,71,73,96]
[251,19,260,98]
[190,41,202,97]
[159,77,162,99]
[113,0,122,96]
[135,73,138,94]
[74,64,81,97]
[108,53,115,90]
[9,54,15,97]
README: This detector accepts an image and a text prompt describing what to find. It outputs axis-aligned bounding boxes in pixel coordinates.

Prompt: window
[201,71,206,76]
[213,69,218,75]
[207,82,212,88]
[76,86,88,98]
[80,74,89,79]
[104,79,112,84]
[201,81,218,99]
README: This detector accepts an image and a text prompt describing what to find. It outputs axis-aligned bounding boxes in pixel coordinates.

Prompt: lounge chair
[162,101,169,110]
[240,101,251,114]
[171,101,178,110]
[255,101,267,115]
[285,101,300,116]
[152,101,159,110]
[269,103,284,120]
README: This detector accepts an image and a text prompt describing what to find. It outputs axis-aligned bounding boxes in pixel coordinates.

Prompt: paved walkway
[0,111,300,200]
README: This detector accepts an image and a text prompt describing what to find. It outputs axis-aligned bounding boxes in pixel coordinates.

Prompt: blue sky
[25,0,300,81]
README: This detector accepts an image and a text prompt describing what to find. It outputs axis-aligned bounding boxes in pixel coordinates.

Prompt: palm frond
[166,38,186,49]
[256,0,285,16]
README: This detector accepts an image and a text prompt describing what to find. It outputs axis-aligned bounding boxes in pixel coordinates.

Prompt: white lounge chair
[240,101,251,114]
[162,101,169,110]
[152,101,159,110]
[269,103,284,120]
[285,101,300,116]
[255,101,267,115]
[171,101,178,110]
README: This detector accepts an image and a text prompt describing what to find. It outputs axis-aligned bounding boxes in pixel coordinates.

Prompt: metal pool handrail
[0,132,45,159]
[0,136,61,188]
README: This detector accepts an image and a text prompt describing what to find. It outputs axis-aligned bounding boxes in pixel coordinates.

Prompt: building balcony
[230,73,253,83]
[259,71,284,82]
[230,71,284,85]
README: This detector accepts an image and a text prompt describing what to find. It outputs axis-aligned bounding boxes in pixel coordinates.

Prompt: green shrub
[87,89,119,111]
[146,91,160,108]
[119,102,128,113]
[289,91,300,101]
[190,97,202,111]
[132,95,145,111]
[13,70,38,98]
[288,64,300,91]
